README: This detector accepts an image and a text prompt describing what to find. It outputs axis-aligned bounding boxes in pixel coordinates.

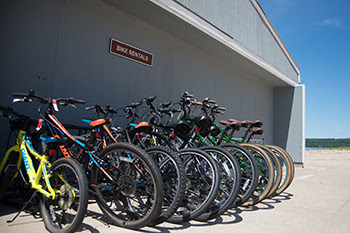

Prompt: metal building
[0,0,305,164]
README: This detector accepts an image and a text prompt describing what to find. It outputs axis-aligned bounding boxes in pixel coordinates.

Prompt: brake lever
[13,98,32,103]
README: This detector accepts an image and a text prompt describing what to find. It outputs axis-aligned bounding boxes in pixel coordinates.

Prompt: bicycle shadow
[237,192,293,212]
[78,207,244,233]
[149,208,244,233]
[77,192,294,233]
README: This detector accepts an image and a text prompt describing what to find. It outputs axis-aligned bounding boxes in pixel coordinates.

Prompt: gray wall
[0,0,275,156]
[175,0,299,83]
[274,85,305,163]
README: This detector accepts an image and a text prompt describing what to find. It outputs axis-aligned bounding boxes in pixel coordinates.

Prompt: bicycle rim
[195,146,241,221]
[167,148,220,223]
[40,157,89,233]
[92,143,164,229]
[146,146,186,225]
[258,145,282,199]
[240,144,274,206]
[266,145,294,196]
[220,144,258,207]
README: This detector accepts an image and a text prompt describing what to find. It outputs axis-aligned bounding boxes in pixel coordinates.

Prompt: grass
[330,147,350,150]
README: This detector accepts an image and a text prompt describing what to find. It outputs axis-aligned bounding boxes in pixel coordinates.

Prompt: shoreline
[305,149,350,158]
[306,148,350,154]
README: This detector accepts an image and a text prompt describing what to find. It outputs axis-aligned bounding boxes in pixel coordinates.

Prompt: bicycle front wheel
[220,144,258,207]
[266,145,294,197]
[146,146,186,225]
[167,148,220,224]
[91,143,164,229]
[40,157,89,233]
[195,146,241,221]
[240,144,274,206]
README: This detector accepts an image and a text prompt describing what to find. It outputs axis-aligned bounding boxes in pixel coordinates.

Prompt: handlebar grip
[74,99,85,104]
[130,102,142,108]
[147,96,157,102]
[12,93,29,98]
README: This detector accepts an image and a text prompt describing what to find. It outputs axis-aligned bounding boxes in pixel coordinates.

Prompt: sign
[109,38,153,67]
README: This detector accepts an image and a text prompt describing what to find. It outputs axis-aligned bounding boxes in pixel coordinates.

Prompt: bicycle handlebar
[13,91,47,104]
[12,90,85,106]
[58,97,85,106]
[86,104,106,114]
[143,96,157,104]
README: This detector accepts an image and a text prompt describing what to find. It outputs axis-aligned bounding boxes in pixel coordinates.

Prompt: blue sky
[258,0,350,139]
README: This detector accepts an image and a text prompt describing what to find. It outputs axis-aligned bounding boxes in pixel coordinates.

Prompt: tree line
[306,138,350,148]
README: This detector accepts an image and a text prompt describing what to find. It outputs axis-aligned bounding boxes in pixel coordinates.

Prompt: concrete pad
[1,150,350,233]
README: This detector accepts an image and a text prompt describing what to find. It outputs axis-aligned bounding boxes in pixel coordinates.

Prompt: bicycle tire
[40,157,89,233]
[145,146,187,225]
[167,148,220,224]
[195,146,241,221]
[240,143,274,206]
[272,145,295,185]
[220,144,259,207]
[91,142,164,229]
[266,145,294,197]
[257,145,282,199]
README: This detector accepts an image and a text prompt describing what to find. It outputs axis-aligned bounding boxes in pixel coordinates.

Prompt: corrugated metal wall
[0,0,274,155]
[175,0,299,83]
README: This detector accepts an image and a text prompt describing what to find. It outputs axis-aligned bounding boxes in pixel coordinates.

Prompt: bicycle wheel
[195,146,241,221]
[272,145,295,185]
[240,143,274,206]
[91,142,164,229]
[257,145,282,199]
[145,146,186,225]
[167,148,220,224]
[220,144,258,207]
[266,145,294,197]
[40,157,89,233]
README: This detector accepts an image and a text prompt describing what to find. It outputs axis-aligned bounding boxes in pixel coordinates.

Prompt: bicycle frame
[41,108,125,185]
[6,129,58,199]
[209,122,246,145]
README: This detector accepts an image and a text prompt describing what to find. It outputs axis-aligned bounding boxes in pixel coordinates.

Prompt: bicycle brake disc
[58,184,74,211]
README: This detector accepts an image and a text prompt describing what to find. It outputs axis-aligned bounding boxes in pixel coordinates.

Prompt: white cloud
[321,17,349,29]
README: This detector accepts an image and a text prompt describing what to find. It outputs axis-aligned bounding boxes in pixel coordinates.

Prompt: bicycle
[143,95,258,206]
[224,118,295,198]
[84,103,187,226]
[204,112,293,201]
[173,96,274,207]
[0,104,89,233]
[11,90,165,229]
[138,94,243,220]
[107,98,223,223]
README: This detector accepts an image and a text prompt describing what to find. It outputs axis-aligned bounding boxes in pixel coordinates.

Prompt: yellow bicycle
[0,105,88,233]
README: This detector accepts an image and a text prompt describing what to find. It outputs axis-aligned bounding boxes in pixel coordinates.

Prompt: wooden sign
[109,38,153,67]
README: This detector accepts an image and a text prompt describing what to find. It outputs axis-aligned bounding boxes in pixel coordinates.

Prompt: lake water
[305,147,328,151]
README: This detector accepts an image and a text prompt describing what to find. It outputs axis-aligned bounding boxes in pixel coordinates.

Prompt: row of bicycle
[0,90,294,232]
